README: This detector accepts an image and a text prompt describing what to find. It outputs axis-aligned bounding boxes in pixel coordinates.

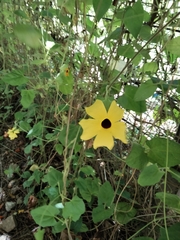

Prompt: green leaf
[31,205,59,227]
[80,166,95,176]
[53,221,66,234]
[56,74,73,95]
[57,11,71,24]
[124,0,144,38]
[142,62,158,73]
[33,169,43,184]
[98,181,114,206]
[27,121,44,138]
[138,164,164,186]
[70,218,88,233]
[126,143,148,170]
[139,25,151,40]
[14,24,42,48]
[166,36,180,56]
[14,9,28,19]
[93,0,111,21]
[62,196,85,222]
[34,228,45,240]
[117,85,146,113]
[156,192,180,213]
[21,89,36,108]
[24,143,33,155]
[55,143,63,155]
[169,168,180,183]
[146,137,180,167]
[107,27,121,40]
[114,202,137,224]
[151,77,180,92]
[2,69,28,86]
[15,111,26,121]
[86,18,99,37]
[42,167,63,189]
[43,187,59,201]
[62,0,75,14]
[56,65,74,95]
[88,41,100,57]
[117,44,135,58]
[59,124,80,148]
[159,223,180,240]
[134,80,157,101]
[92,204,114,223]
[75,177,99,202]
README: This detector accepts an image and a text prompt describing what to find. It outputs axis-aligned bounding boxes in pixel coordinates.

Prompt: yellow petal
[79,119,101,140]
[9,132,17,140]
[93,129,114,150]
[108,101,124,122]
[7,128,20,140]
[85,100,107,119]
[14,129,20,134]
[111,122,127,144]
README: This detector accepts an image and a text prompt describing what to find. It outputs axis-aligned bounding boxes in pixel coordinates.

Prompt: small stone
[5,202,16,212]
[0,215,16,232]
[0,235,11,240]
[0,188,6,202]
[8,180,16,189]
[16,196,23,205]
[11,186,19,195]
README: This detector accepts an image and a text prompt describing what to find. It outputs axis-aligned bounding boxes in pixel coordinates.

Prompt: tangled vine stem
[107,11,180,91]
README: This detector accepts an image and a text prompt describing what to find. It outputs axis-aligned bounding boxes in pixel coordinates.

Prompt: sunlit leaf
[142,62,158,73]
[56,64,74,95]
[166,36,180,56]
[14,24,42,48]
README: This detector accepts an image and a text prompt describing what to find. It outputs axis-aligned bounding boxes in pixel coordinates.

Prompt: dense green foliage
[1,0,180,239]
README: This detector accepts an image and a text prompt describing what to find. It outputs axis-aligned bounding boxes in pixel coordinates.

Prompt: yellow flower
[7,127,20,140]
[79,100,127,150]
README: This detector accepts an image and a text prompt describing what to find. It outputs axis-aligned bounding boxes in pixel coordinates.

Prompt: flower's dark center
[101,118,111,129]
[65,68,69,76]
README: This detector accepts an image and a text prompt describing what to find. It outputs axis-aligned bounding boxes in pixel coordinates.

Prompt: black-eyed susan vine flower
[79,100,127,150]
[7,127,20,140]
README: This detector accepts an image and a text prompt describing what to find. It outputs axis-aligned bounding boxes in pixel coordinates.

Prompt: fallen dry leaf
[28,195,38,208]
